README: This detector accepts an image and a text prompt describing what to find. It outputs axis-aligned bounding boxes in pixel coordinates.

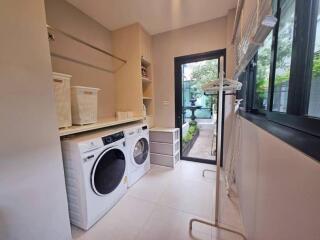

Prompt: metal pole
[214,57,224,224]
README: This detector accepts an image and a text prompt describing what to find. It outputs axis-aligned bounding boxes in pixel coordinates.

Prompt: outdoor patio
[182,118,216,161]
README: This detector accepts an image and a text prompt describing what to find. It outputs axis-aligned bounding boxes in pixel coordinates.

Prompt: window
[254,32,272,110]
[308,2,320,118]
[240,0,320,138]
[272,0,295,112]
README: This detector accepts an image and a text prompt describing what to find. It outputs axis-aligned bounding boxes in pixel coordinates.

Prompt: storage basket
[52,72,72,128]
[71,86,100,125]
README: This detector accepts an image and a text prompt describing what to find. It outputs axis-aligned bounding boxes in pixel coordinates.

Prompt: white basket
[71,86,100,125]
[52,72,72,128]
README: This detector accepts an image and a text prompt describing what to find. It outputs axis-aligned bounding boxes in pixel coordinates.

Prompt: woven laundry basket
[52,72,72,128]
[71,86,100,125]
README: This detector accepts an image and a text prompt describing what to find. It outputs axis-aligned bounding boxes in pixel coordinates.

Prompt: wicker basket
[52,72,72,128]
[71,86,100,125]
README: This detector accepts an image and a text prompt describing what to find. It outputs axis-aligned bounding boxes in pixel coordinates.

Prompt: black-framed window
[240,0,320,138]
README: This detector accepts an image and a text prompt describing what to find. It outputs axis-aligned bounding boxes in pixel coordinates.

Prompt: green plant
[182,132,193,144]
[189,120,197,127]
[188,125,198,135]
[312,52,320,79]
[182,125,199,144]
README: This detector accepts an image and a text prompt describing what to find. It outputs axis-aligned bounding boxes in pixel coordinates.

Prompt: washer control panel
[102,131,124,145]
[79,138,103,153]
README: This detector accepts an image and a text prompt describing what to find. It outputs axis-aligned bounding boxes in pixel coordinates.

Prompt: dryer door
[133,138,149,165]
[91,147,126,196]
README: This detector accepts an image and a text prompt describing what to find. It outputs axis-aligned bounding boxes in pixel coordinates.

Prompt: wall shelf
[141,57,151,67]
[112,24,154,127]
[143,96,152,100]
[142,77,152,83]
[59,116,143,136]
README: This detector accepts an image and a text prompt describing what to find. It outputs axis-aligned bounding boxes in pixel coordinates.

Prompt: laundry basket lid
[71,86,100,91]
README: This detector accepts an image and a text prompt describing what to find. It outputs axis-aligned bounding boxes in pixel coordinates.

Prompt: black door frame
[174,49,226,165]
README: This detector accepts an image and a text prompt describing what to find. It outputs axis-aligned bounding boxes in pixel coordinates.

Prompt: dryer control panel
[102,131,124,145]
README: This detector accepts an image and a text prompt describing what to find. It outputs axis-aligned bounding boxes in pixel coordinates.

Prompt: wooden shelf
[141,57,150,67]
[142,77,152,83]
[59,116,143,136]
[143,96,152,100]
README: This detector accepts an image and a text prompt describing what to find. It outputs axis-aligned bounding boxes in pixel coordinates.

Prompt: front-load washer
[124,124,150,187]
[61,129,128,230]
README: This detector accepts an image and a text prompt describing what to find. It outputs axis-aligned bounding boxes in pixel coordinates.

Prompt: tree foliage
[188,60,218,107]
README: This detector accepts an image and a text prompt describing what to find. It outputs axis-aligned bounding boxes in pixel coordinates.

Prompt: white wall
[45,0,115,119]
[0,0,71,239]
[236,118,320,240]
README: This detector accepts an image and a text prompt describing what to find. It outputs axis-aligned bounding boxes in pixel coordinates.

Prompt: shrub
[182,125,199,144]
[183,132,193,144]
[188,125,198,135]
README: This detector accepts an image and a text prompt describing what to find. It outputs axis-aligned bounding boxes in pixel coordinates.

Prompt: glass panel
[254,32,272,110]
[181,59,218,161]
[93,149,125,195]
[308,3,320,118]
[272,0,295,112]
[133,138,149,165]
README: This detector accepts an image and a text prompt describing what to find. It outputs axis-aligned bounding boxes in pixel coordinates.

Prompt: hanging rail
[46,24,126,73]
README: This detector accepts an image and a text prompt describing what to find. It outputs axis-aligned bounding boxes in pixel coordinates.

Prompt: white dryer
[124,124,150,187]
[61,129,128,230]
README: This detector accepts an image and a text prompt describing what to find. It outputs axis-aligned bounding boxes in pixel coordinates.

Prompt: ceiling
[66,0,237,35]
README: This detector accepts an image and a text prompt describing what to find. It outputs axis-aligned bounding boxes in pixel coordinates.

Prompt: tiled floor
[72,161,245,240]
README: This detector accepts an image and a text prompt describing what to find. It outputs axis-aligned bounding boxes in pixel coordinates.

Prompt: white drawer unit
[150,140,179,156]
[149,127,179,143]
[150,151,180,168]
[149,128,180,168]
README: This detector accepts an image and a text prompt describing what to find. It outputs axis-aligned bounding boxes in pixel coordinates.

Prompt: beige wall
[152,16,228,127]
[236,118,320,240]
[45,0,115,119]
[0,0,71,239]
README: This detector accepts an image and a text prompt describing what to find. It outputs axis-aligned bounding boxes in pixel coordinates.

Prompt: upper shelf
[59,116,143,136]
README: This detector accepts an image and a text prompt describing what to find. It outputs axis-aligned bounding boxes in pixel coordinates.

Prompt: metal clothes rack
[189,57,247,240]
[46,25,126,73]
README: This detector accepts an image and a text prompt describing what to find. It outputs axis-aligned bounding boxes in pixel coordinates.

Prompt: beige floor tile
[157,178,214,220]
[136,205,212,240]
[71,161,246,240]
[127,165,175,202]
[211,227,245,240]
[72,195,155,240]
[174,160,216,183]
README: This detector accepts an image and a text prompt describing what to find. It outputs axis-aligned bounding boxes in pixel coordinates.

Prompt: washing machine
[124,124,150,187]
[61,129,128,230]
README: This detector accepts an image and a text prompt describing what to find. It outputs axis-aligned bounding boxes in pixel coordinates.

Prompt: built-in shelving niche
[141,56,154,126]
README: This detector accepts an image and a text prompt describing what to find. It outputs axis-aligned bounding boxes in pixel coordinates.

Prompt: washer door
[133,138,149,165]
[91,147,126,196]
